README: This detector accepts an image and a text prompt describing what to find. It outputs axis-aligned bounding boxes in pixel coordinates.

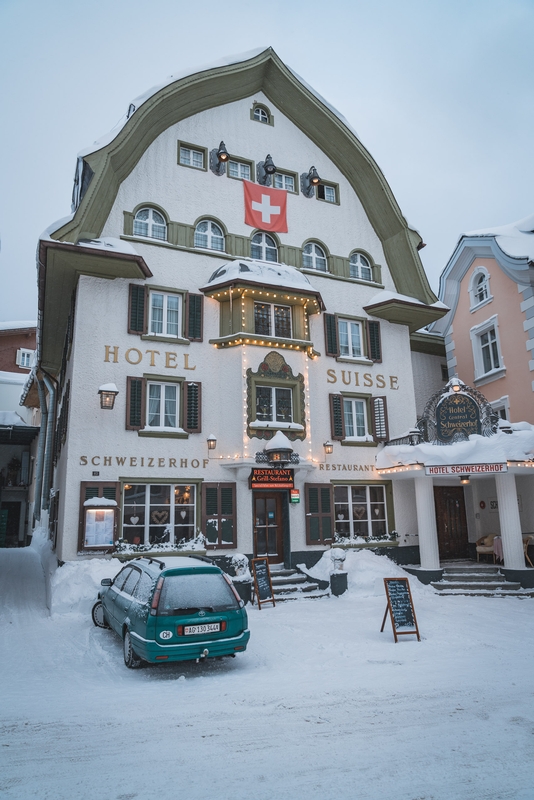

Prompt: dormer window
[468,267,492,311]
[251,104,273,125]
[302,242,327,272]
[350,252,372,281]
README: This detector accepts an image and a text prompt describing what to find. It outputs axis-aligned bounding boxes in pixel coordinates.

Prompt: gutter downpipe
[41,372,57,513]
[33,378,48,523]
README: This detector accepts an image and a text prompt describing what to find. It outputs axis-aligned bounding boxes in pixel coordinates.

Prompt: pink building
[432,213,534,422]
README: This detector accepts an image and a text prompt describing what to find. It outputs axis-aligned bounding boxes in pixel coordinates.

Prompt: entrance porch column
[414,476,440,570]
[495,472,524,570]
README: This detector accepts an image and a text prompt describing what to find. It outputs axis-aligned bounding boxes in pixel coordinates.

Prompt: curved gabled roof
[51,47,436,304]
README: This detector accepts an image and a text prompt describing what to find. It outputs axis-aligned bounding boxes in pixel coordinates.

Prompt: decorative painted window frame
[246,351,306,441]
[469,314,506,386]
[118,478,204,546]
[468,266,493,312]
[177,140,208,172]
[490,395,510,420]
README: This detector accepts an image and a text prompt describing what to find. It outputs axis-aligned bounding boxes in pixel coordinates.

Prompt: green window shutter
[202,483,237,549]
[305,484,334,545]
[126,377,145,430]
[185,293,203,341]
[102,487,117,501]
[183,382,201,433]
[128,284,146,334]
[371,396,389,442]
[324,313,339,357]
[367,320,382,362]
[85,487,99,500]
[329,394,345,441]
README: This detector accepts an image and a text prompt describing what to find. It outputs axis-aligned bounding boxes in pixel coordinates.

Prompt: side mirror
[101,578,112,586]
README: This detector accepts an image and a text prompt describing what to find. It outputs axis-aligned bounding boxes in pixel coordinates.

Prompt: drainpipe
[41,372,57,513]
[33,378,48,523]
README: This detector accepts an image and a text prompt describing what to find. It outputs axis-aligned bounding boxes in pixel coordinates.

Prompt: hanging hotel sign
[436,394,481,442]
[250,468,294,489]
[425,463,507,476]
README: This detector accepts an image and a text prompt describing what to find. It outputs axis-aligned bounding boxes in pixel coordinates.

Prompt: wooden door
[253,492,284,564]
[433,486,469,560]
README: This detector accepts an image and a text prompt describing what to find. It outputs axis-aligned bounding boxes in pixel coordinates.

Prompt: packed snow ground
[1,539,534,800]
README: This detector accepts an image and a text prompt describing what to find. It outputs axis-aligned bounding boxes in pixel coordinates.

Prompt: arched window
[350,252,372,281]
[251,232,278,262]
[302,242,327,272]
[468,267,492,310]
[194,220,225,252]
[253,105,270,124]
[133,208,167,241]
[475,273,488,304]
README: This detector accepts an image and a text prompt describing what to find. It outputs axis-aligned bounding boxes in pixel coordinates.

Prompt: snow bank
[298,549,432,597]
[30,527,57,611]
[51,558,122,617]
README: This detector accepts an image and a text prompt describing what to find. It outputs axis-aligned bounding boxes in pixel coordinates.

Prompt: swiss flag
[243,180,288,233]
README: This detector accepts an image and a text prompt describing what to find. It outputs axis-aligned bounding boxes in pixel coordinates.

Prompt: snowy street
[1,544,534,800]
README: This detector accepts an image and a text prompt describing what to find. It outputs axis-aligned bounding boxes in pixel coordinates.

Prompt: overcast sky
[1,0,532,322]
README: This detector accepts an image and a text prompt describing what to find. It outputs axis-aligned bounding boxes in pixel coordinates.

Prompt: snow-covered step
[434,580,523,592]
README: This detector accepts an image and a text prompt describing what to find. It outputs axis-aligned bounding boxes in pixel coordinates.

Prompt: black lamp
[217,141,229,163]
[210,141,229,176]
[257,154,277,186]
[301,166,321,198]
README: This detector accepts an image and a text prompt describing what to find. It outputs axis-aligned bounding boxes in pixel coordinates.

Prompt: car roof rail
[189,554,213,564]
[137,556,166,570]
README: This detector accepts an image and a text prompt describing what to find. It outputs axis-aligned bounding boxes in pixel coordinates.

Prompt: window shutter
[126,377,145,430]
[185,293,203,341]
[202,483,237,548]
[371,396,389,442]
[329,393,345,441]
[367,320,382,362]
[305,484,334,545]
[324,313,339,357]
[128,284,147,334]
[183,382,202,433]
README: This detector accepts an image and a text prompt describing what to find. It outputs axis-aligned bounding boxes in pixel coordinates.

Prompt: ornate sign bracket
[417,378,498,445]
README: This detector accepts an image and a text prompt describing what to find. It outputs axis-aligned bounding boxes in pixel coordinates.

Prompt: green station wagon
[92,556,250,668]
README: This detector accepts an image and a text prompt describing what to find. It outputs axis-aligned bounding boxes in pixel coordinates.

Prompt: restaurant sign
[425,463,507,476]
[436,394,481,442]
[250,468,294,489]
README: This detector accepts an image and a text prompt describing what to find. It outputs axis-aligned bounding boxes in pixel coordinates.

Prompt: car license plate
[184,623,220,635]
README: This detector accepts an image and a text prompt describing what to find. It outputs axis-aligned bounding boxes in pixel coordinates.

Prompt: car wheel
[123,630,143,669]
[91,600,110,629]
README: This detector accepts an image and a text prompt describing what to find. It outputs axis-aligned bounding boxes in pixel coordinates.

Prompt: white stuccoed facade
[34,51,445,566]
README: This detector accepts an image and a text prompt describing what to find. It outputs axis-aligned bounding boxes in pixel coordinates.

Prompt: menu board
[251,557,276,609]
[84,508,115,548]
[380,578,420,643]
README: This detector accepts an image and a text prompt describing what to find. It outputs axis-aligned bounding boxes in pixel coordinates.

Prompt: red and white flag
[243,180,288,233]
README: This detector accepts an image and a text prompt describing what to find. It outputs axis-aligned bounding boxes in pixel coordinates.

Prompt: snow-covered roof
[76,238,139,255]
[83,497,118,507]
[377,423,534,470]
[465,212,534,262]
[77,48,359,160]
[264,430,293,452]
[366,290,448,310]
[0,371,28,385]
[0,411,31,427]
[0,321,36,332]
[201,258,319,294]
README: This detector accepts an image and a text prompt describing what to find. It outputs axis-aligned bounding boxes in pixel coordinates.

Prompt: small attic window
[239,264,251,272]
[250,103,274,126]
[468,266,493,311]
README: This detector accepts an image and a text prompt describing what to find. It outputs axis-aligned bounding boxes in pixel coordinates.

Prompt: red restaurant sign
[425,463,507,476]
[250,468,294,489]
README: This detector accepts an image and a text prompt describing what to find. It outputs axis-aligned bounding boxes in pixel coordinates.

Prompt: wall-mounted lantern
[98,383,119,410]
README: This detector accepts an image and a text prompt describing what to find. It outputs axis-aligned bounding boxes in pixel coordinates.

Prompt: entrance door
[433,486,469,560]
[0,502,21,548]
[253,492,285,564]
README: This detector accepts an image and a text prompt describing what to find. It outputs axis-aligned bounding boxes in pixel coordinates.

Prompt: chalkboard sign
[251,557,276,610]
[380,578,420,642]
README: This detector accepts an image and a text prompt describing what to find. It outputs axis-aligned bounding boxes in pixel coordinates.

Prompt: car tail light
[234,646,245,651]
[177,625,183,636]
[223,572,243,604]
[155,655,168,660]
[150,576,164,616]
[221,620,227,632]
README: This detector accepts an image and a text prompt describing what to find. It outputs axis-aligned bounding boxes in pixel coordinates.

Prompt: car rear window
[157,573,240,615]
